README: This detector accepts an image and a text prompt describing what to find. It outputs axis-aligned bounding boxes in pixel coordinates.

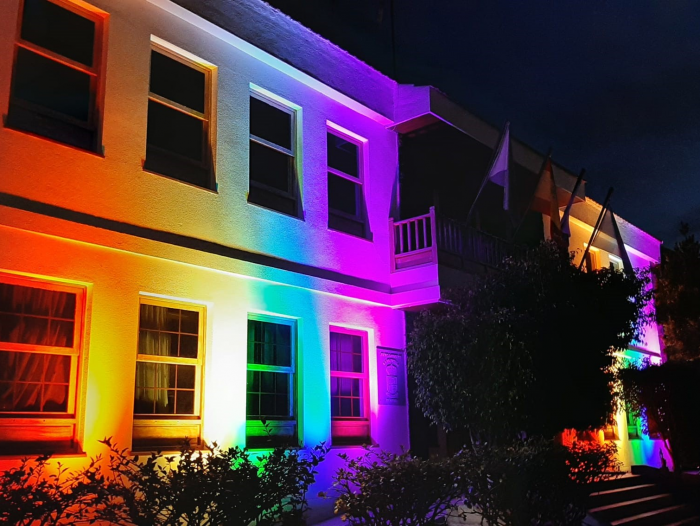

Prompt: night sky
[267,0,700,245]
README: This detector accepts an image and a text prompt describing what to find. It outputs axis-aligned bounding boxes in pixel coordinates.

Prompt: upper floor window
[248,92,301,217]
[6,0,105,152]
[583,246,599,272]
[608,255,623,272]
[133,299,205,450]
[246,316,297,448]
[0,274,85,454]
[144,42,214,190]
[330,328,370,445]
[327,126,369,238]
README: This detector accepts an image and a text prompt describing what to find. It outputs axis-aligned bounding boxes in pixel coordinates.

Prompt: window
[248,93,300,217]
[7,0,104,151]
[330,328,369,445]
[144,43,214,189]
[0,274,85,454]
[133,299,205,450]
[609,255,623,272]
[327,129,368,238]
[246,316,296,448]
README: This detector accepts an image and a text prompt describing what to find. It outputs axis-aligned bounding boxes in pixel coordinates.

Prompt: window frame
[329,326,370,445]
[583,245,599,272]
[144,39,216,190]
[248,89,301,217]
[0,272,86,454]
[7,0,106,152]
[608,254,623,272]
[326,123,370,238]
[245,313,297,448]
[132,297,206,451]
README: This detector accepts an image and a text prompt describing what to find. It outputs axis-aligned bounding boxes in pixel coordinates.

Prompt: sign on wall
[377,347,406,406]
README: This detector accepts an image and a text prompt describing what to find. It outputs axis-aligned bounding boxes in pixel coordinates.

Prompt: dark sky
[267,0,700,245]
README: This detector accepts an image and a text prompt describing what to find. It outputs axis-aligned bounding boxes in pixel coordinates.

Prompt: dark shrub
[459,438,621,526]
[327,446,464,525]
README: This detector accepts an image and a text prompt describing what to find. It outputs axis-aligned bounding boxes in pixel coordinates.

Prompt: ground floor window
[246,316,297,448]
[330,327,370,445]
[132,298,205,450]
[0,273,85,454]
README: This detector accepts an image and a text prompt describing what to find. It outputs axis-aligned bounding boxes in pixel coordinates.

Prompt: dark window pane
[247,393,259,417]
[176,390,194,414]
[150,51,205,113]
[340,398,352,417]
[180,310,199,334]
[179,335,198,358]
[21,0,95,67]
[177,365,195,389]
[247,320,292,367]
[331,399,339,417]
[261,394,275,415]
[147,100,204,162]
[328,133,359,177]
[14,48,91,121]
[328,174,360,216]
[275,394,288,415]
[250,140,293,192]
[250,97,292,149]
[134,388,154,414]
[352,398,361,417]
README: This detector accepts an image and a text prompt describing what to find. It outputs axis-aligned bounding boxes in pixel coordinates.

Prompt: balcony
[389,207,522,274]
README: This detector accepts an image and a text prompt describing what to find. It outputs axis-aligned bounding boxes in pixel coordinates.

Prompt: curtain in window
[0,283,74,413]
[135,305,172,413]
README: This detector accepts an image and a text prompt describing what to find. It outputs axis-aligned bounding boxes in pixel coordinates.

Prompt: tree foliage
[653,223,700,361]
[619,359,700,472]
[408,241,652,443]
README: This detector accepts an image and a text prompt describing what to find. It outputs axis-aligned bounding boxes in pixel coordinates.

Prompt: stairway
[587,474,700,526]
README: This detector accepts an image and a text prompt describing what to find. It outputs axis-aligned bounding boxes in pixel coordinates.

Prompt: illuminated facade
[0,0,664,518]
[0,0,413,519]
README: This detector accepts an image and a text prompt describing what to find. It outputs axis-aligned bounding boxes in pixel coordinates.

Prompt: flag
[486,122,510,210]
[533,156,565,249]
[610,207,634,275]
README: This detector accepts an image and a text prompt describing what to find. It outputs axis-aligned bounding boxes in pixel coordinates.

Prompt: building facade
[0,0,664,520]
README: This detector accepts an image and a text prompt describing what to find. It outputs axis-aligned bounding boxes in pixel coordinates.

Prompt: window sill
[0,445,86,459]
[247,198,305,221]
[327,226,373,243]
[3,120,105,158]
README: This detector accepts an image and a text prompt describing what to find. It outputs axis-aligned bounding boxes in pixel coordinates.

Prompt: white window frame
[9,0,106,150]
[132,297,205,450]
[608,254,623,272]
[326,122,369,236]
[248,88,300,209]
[246,313,297,447]
[145,38,215,188]
[0,272,86,453]
[329,326,370,445]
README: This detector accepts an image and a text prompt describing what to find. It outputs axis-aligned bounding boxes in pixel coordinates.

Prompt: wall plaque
[377,347,406,406]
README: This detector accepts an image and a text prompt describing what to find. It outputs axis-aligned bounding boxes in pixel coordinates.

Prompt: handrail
[390,208,522,272]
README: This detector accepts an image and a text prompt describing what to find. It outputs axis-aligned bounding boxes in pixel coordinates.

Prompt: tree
[408,241,652,444]
[619,359,700,471]
[653,223,700,361]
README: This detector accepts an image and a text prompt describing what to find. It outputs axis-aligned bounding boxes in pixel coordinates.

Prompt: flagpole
[465,121,509,226]
[561,168,585,238]
[510,147,553,242]
[578,187,613,271]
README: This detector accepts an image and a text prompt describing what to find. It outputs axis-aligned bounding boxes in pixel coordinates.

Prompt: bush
[619,359,700,471]
[0,454,107,526]
[0,438,328,526]
[459,438,621,526]
[327,447,464,525]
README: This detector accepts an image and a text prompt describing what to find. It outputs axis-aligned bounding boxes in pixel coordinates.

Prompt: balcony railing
[389,207,522,272]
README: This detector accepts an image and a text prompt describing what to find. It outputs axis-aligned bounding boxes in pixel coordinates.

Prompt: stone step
[593,475,646,493]
[611,505,697,526]
[589,484,663,509]
[592,494,675,523]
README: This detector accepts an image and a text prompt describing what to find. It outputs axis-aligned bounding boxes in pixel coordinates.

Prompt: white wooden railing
[389,207,522,272]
